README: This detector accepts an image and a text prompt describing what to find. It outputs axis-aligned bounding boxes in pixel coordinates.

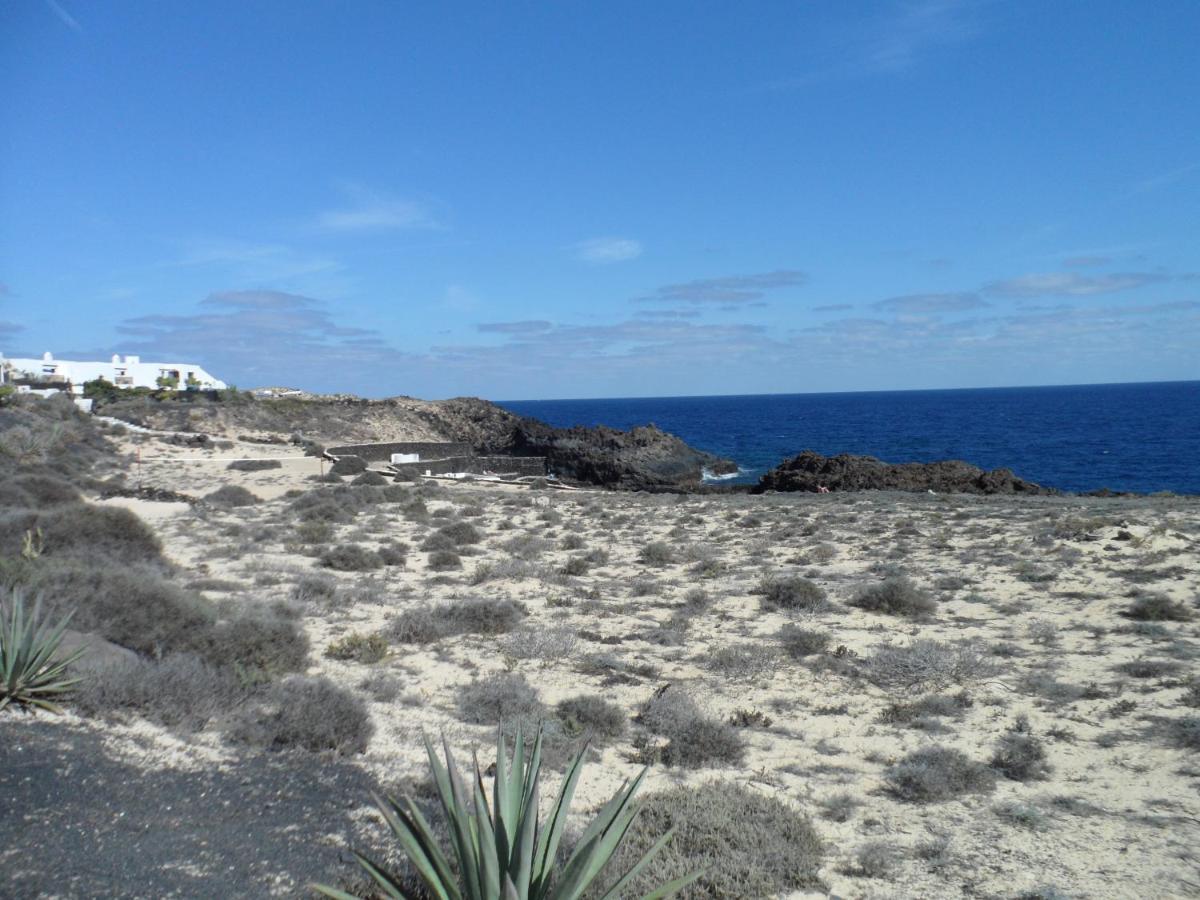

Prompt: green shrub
[316,726,694,900]
[226,458,281,471]
[318,543,383,571]
[884,746,996,802]
[0,590,83,713]
[204,485,260,507]
[324,631,388,663]
[597,781,824,898]
[850,577,935,618]
[230,675,373,754]
[760,576,827,613]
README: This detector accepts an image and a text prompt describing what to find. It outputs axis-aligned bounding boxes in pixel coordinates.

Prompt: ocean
[498,381,1200,495]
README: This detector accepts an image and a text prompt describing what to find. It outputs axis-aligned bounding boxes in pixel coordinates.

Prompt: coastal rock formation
[755,450,1053,495]
[436,397,738,491]
[95,392,737,492]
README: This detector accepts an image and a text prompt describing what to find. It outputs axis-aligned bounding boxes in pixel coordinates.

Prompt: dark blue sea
[498,381,1200,495]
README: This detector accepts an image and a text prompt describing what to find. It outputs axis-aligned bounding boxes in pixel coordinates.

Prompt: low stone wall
[326,441,472,462]
[392,455,546,478]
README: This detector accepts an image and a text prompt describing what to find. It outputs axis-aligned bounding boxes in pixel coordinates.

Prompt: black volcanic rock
[754,450,1053,496]
[437,397,737,491]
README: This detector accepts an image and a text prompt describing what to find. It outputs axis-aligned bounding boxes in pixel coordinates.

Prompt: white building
[0,352,226,394]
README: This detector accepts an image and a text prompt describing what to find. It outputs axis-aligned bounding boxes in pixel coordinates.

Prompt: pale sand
[30,429,1200,897]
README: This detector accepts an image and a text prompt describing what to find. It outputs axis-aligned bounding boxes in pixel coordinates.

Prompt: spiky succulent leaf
[0,590,84,714]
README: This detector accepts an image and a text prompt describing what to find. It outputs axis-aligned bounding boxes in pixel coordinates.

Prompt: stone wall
[326,441,472,462]
[392,455,546,478]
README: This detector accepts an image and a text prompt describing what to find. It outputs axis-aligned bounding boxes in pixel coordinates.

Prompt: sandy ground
[6,428,1200,898]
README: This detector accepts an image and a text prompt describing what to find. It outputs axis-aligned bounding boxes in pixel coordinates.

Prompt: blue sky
[1,1,1197,399]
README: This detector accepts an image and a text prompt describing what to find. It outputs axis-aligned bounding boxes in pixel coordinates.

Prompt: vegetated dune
[4,393,1200,899]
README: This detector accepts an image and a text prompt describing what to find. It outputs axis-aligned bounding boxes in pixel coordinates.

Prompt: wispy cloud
[45,0,82,32]
[1129,160,1200,195]
[114,291,413,387]
[315,184,438,233]
[982,271,1168,298]
[635,270,806,305]
[573,237,643,264]
[1061,255,1111,269]
[0,320,26,343]
[758,0,982,90]
[813,303,854,312]
[170,239,341,282]
[873,292,986,314]
[477,320,554,335]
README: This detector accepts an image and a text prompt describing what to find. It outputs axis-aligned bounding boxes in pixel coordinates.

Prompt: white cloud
[315,184,438,232]
[574,237,643,264]
[983,272,1167,298]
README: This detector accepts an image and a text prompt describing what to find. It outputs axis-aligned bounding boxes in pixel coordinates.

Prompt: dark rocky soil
[0,718,384,899]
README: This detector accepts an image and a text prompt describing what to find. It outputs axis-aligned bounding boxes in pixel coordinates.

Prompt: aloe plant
[0,590,84,713]
[316,725,699,900]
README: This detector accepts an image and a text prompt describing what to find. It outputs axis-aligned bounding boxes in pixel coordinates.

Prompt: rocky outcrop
[754,450,1053,495]
[436,397,737,491]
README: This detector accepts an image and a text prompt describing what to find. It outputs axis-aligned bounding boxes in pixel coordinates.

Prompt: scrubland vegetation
[3,393,1200,898]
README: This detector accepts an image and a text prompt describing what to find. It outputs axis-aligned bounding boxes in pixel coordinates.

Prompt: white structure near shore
[0,351,226,393]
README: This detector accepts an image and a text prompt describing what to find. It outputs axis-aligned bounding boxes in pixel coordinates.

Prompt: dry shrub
[850,576,935,618]
[885,746,996,803]
[229,675,373,754]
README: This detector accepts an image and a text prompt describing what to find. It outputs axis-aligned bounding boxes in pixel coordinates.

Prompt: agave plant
[0,590,83,713]
[316,725,699,900]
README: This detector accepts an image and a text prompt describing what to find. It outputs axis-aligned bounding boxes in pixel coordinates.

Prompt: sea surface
[498,381,1200,495]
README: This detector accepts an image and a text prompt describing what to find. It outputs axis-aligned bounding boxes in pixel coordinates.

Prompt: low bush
[230,675,373,754]
[879,692,972,727]
[0,503,164,568]
[850,576,936,618]
[499,626,578,664]
[73,653,246,730]
[760,576,828,613]
[227,459,281,472]
[1115,657,1182,679]
[388,596,527,644]
[318,544,383,571]
[292,572,338,605]
[188,606,310,676]
[351,470,388,486]
[1123,593,1193,622]
[704,643,779,682]
[3,474,81,507]
[778,624,831,658]
[435,520,483,546]
[637,541,674,567]
[426,550,462,571]
[556,694,627,744]
[324,631,389,663]
[294,520,334,545]
[865,639,995,692]
[596,781,824,897]
[884,746,996,802]
[559,556,590,576]
[639,686,745,768]
[455,672,543,725]
[991,726,1051,782]
[329,455,367,476]
[377,544,407,567]
[204,485,259,507]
